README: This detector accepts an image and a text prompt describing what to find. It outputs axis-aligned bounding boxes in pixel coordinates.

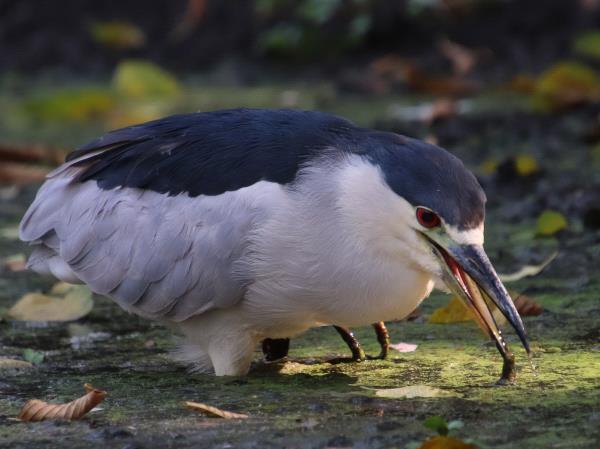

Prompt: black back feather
[68,108,485,229]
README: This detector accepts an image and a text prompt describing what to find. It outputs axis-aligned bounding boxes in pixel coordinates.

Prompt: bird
[19,108,530,382]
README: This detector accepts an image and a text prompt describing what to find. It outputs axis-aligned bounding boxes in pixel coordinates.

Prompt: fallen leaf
[438,39,477,76]
[573,30,600,60]
[536,210,568,236]
[419,435,478,449]
[479,158,499,175]
[0,162,49,186]
[185,401,248,419]
[22,349,44,365]
[428,297,474,324]
[509,73,536,94]
[113,60,181,99]
[533,61,600,111]
[371,55,479,96]
[514,154,539,176]
[374,385,453,399]
[513,293,544,317]
[0,143,66,165]
[0,358,33,371]
[2,253,27,272]
[18,384,106,422]
[171,0,208,40]
[499,252,558,282]
[23,87,115,122]
[8,282,93,322]
[90,20,146,50]
[390,342,418,353]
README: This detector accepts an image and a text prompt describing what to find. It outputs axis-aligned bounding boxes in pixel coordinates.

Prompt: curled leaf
[499,252,557,283]
[18,384,106,422]
[185,401,248,419]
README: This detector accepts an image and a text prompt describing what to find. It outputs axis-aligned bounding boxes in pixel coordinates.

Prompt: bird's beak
[422,235,530,383]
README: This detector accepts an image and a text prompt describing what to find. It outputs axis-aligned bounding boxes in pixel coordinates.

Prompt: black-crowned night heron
[19,108,530,382]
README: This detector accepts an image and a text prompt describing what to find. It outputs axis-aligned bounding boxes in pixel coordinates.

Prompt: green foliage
[258,24,304,53]
[424,416,450,435]
[298,0,341,24]
[22,349,44,365]
[424,416,464,436]
[256,0,372,58]
[573,31,600,60]
[113,60,181,99]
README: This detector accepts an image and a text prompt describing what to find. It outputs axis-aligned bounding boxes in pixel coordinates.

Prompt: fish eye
[416,207,441,229]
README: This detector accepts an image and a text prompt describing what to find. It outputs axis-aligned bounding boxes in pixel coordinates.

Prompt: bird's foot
[262,338,290,362]
[496,352,516,385]
[366,350,388,360]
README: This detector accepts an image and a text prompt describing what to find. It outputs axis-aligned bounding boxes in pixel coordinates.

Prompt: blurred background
[2,0,600,232]
[2,0,600,308]
[1,2,600,448]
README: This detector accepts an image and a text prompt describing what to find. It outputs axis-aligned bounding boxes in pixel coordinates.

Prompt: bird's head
[345,131,530,378]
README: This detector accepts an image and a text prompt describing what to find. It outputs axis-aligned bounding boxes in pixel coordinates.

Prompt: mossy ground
[0,86,599,449]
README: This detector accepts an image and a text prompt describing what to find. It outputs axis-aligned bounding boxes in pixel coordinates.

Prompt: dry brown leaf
[2,253,27,272]
[370,55,479,96]
[438,38,477,76]
[513,293,544,317]
[0,162,49,186]
[18,384,106,422]
[0,143,66,165]
[424,99,459,124]
[419,435,478,449]
[171,0,207,41]
[185,401,248,419]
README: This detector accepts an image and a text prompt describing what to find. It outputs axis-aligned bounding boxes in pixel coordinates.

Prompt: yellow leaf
[428,297,474,324]
[8,283,93,322]
[113,60,181,98]
[23,88,115,122]
[90,21,146,50]
[514,154,539,176]
[419,435,478,449]
[536,210,568,236]
[479,159,498,175]
[533,61,600,111]
[375,385,455,399]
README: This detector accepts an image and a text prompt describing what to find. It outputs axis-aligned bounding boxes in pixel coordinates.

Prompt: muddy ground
[0,85,599,449]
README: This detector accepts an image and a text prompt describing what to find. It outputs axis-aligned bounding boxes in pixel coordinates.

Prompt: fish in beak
[423,236,531,384]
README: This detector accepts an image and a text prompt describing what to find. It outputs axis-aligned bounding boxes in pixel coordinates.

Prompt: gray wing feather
[20,176,280,322]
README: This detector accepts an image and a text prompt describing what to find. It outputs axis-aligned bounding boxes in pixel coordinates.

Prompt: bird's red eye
[416,207,441,228]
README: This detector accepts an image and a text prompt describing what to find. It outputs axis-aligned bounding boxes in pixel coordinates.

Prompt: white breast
[240,154,437,335]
